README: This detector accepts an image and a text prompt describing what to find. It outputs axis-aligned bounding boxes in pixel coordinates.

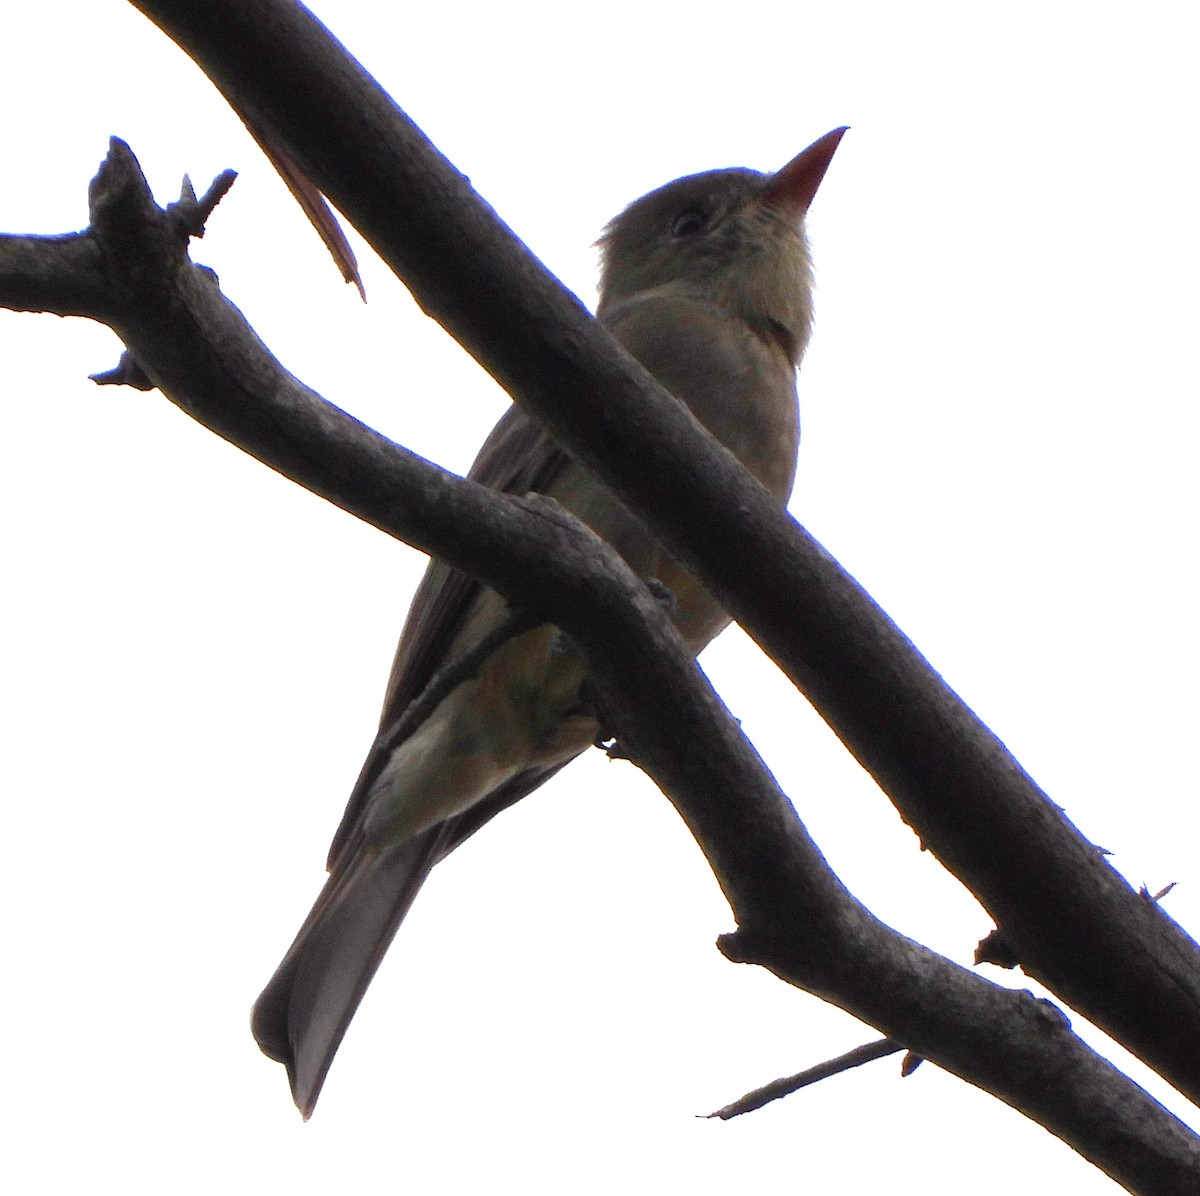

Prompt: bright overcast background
[2,2,1197,1193]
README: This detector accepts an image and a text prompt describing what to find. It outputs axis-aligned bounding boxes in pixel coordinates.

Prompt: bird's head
[596,127,845,364]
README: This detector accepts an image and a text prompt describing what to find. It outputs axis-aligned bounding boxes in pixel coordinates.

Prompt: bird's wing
[324,402,573,871]
[378,401,572,727]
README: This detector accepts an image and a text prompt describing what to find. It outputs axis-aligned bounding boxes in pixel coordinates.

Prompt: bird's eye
[670,208,706,237]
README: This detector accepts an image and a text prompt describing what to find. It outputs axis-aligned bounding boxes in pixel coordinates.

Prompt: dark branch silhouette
[707,1038,905,1120]
[118,0,1200,1113]
[2,0,1199,1187]
[3,134,1198,1192]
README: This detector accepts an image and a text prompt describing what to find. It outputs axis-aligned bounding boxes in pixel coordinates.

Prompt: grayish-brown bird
[252,128,846,1116]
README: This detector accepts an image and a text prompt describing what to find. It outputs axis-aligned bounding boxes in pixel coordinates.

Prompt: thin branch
[172,167,238,233]
[707,1038,903,1119]
[123,0,1200,1108]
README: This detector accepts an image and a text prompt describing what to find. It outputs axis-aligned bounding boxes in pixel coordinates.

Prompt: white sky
[2,2,1197,1192]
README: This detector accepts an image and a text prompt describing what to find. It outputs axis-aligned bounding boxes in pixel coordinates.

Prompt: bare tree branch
[118,0,1200,1108]
[3,136,1198,1192]
[707,1038,904,1120]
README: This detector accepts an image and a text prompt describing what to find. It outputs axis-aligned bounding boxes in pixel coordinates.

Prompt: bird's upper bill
[760,127,848,219]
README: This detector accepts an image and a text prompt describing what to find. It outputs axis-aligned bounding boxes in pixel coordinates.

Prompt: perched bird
[252,127,846,1116]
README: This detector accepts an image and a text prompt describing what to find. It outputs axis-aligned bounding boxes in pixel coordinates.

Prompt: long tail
[252,762,570,1117]
[251,825,446,1118]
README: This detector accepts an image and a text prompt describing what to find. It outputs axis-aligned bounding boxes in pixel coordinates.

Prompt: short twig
[90,349,155,390]
[706,1038,905,1120]
[168,169,238,238]
[975,927,1020,970]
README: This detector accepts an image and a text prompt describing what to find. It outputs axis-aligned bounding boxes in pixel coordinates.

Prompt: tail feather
[251,828,444,1118]
[252,763,572,1116]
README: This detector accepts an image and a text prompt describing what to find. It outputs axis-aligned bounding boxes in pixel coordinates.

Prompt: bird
[252,127,846,1117]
